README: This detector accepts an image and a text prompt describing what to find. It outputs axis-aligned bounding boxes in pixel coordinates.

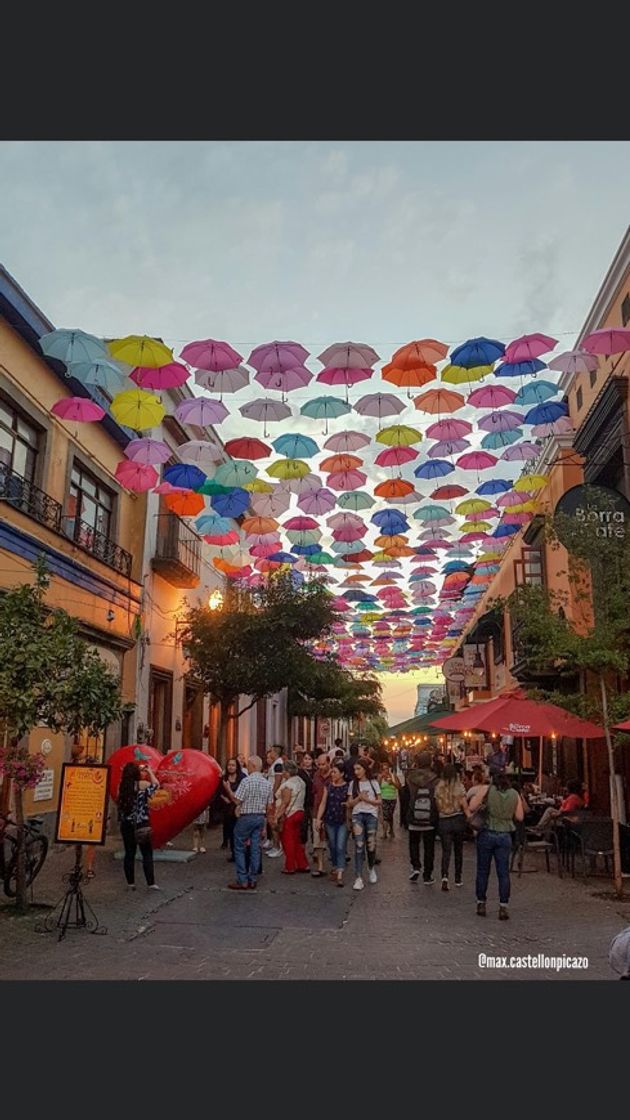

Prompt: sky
[2,140,629,724]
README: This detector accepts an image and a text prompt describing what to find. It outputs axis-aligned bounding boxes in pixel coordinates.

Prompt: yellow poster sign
[55,764,110,845]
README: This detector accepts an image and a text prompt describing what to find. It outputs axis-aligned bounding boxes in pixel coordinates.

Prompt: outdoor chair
[571,819,614,881]
[510,823,563,878]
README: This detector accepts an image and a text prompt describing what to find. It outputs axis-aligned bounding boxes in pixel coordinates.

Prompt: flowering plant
[0,742,46,790]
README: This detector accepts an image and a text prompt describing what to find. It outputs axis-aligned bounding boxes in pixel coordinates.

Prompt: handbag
[469,787,491,832]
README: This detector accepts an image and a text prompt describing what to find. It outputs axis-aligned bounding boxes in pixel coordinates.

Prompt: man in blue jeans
[228,756,274,892]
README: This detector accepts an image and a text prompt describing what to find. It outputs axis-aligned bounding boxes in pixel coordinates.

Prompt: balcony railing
[0,462,63,532]
[69,518,132,578]
[152,513,201,588]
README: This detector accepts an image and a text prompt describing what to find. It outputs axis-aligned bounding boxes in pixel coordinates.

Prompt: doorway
[149,666,173,754]
[183,682,204,749]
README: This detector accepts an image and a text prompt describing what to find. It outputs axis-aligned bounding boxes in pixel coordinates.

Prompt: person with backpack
[405,751,438,885]
[468,772,524,920]
[347,758,382,891]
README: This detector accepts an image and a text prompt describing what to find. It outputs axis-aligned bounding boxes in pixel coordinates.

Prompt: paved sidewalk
[1,826,628,979]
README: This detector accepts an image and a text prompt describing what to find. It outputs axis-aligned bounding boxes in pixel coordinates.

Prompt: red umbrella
[613,720,630,732]
[224,437,272,460]
[432,695,603,738]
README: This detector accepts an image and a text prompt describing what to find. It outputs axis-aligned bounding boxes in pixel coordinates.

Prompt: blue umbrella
[195,514,235,535]
[371,509,409,534]
[524,401,568,425]
[414,459,454,480]
[343,590,374,602]
[290,570,305,589]
[211,488,250,517]
[450,337,505,368]
[493,523,520,538]
[71,358,128,393]
[268,551,298,563]
[476,479,511,495]
[331,540,365,555]
[443,561,471,573]
[513,380,559,406]
[495,358,547,378]
[291,544,321,556]
[272,433,320,458]
[481,428,523,450]
[164,463,207,489]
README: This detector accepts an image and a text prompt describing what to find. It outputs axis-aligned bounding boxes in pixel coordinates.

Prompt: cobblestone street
[1,824,629,980]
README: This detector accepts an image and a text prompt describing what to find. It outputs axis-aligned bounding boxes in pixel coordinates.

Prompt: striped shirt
[236,772,274,815]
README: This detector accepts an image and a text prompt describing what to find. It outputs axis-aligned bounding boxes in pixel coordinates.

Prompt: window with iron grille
[69,463,114,540]
[0,397,39,482]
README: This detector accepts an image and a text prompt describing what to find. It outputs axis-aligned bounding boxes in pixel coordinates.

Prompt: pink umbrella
[317,341,380,368]
[51,397,105,422]
[456,452,497,471]
[333,526,367,542]
[250,490,291,517]
[505,333,557,362]
[531,417,573,437]
[195,366,250,394]
[466,508,498,521]
[326,469,367,491]
[248,341,309,372]
[153,481,188,495]
[497,490,530,507]
[459,531,491,543]
[175,398,229,425]
[478,410,524,432]
[328,512,365,529]
[249,541,282,558]
[426,418,472,440]
[284,516,320,530]
[331,598,352,612]
[125,437,171,464]
[500,442,539,461]
[180,339,243,371]
[467,384,516,408]
[548,350,598,375]
[204,531,240,546]
[115,460,158,492]
[374,446,419,468]
[297,487,337,514]
[503,512,532,525]
[317,368,373,397]
[427,438,470,458]
[239,398,292,436]
[131,362,189,390]
[278,473,322,496]
[582,327,630,356]
[254,366,313,395]
[421,538,453,550]
[354,393,405,420]
[323,430,370,453]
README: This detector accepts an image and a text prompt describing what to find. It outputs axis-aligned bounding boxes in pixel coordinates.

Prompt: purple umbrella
[354,393,405,421]
[478,410,524,432]
[531,417,573,437]
[548,350,597,376]
[427,439,470,458]
[297,487,337,514]
[426,418,472,440]
[194,366,250,394]
[500,442,539,462]
[317,342,380,369]
[125,437,171,465]
[180,339,243,371]
[175,398,229,425]
[239,398,292,437]
[248,341,309,372]
[254,366,313,396]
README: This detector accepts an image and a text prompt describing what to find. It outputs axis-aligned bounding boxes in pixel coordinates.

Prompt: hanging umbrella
[40,329,108,364]
[153,481,187,495]
[391,338,448,366]
[300,395,351,433]
[196,479,233,496]
[426,418,472,440]
[500,442,539,461]
[181,339,242,371]
[431,484,468,500]
[239,398,292,436]
[582,327,630,355]
[195,366,250,394]
[317,367,373,395]
[130,362,189,390]
[494,359,548,378]
[177,440,222,466]
[222,437,270,460]
[108,336,173,368]
[467,384,516,408]
[267,551,298,564]
[164,490,205,516]
[496,490,530,507]
[513,474,549,492]
[478,410,524,432]
[524,401,568,425]
[248,341,309,372]
[323,430,370,454]
[111,389,165,430]
[51,397,105,423]
[456,451,497,471]
[449,337,505,368]
[320,453,364,473]
[327,469,367,491]
[505,333,557,363]
[337,491,374,510]
[493,522,521,538]
[71,358,129,393]
[215,460,259,487]
[205,530,240,546]
[375,446,419,468]
[164,463,206,490]
[297,487,337,514]
[476,478,511,495]
[272,433,320,458]
[374,479,415,499]
[371,510,409,534]
[548,350,598,376]
[176,397,229,426]
[456,498,492,515]
[531,417,574,438]
[354,392,405,421]
[375,425,422,447]
[414,388,465,414]
[266,458,310,481]
[255,366,312,395]
[125,437,171,464]
[414,460,454,480]
[381,362,435,395]
[196,514,238,535]
[244,478,274,493]
[428,438,470,458]
[211,489,250,517]
[482,429,523,450]
[414,504,452,522]
[250,489,291,517]
[459,520,492,534]
[441,363,491,385]
[317,341,379,368]
[114,460,159,492]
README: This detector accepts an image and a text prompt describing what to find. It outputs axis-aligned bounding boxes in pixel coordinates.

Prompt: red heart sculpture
[108,745,163,802]
[107,747,222,849]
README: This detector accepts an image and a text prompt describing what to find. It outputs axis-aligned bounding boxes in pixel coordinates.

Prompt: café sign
[554,484,630,541]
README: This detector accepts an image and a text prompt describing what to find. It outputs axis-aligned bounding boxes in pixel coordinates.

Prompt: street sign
[55,763,110,846]
[442,656,465,682]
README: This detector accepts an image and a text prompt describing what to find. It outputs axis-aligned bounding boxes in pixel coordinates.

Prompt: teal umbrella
[413,504,452,522]
[514,380,559,406]
[306,550,335,564]
[481,428,522,450]
[337,490,375,510]
[272,433,320,458]
[215,460,258,487]
[286,529,322,545]
[72,358,129,394]
[300,395,351,434]
[40,329,108,364]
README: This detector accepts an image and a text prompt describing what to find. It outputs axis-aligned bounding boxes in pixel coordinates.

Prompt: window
[589,367,597,388]
[514,547,544,588]
[576,386,583,411]
[69,463,114,540]
[0,398,39,481]
[622,294,630,327]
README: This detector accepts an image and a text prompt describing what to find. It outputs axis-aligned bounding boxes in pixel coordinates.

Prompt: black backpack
[409,778,437,829]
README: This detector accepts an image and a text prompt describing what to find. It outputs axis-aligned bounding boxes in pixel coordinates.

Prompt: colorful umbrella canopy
[240,398,292,434]
[500,442,539,461]
[320,453,364,473]
[317,367,373,393]
[374,446,418,468]
[110,389,165,430]
[481,429,523,450]
[211,488,250,517]
[248,341,309,372]
[381,362,435,393]
[414,460,454,480]
[267,459,310,480]
[476,478,511,495]
[176,397,229,426]
[524,401,568,425]
[323,430,370,453]
[273,433,320,458]
[224,437,271,460]
[300,395,351,432]
[456,451,497,471]
[426,418,471,440]
[108,336,173,368]
[441,363,491,385]
[255,366,312,394]
[196,514,238,535]
[337,491,375,510]
[51,397,105,423]
[180,339,243,371]
[505,333,557,362]
[531,417,573,438]
[431,484,468,500]
[131,362,189,390]
[327,469,367,491]
[164,490,205,517]
[195,366,250,394]
[467,384,516,408]
[450,337,505,367]
[513,474,549,492]
[548,350,598,375]
[428,438,470,458]
[250,489,291,517]
[177,439,222,466]
[40,329,108,364]
[414,388,465,414]
[297,487,336,514]
[114,460,158,492]
[164,463,206,490]
[478,410,523,432]
[374,479,415,499]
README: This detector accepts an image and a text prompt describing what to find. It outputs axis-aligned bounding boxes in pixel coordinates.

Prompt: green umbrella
[337,490,375,510]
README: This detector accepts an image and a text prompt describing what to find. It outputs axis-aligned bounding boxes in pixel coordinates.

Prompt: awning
[432,695,604,739]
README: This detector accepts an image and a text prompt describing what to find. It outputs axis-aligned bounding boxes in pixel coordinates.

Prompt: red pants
[280,811,309,872]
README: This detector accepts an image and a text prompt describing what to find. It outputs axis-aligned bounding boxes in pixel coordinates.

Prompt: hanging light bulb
[208,589,224,611]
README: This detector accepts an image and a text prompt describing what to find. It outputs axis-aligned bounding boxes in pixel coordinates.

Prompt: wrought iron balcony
[152,513,201,588]
[0,462,62,532]
[69,518,132,578]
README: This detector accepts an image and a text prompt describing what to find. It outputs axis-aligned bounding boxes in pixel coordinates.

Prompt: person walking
[379,761,400,840]
[316,761,349,886]
[405,751,438,885]
[117,761,161,891]
[469,772,524,919]
[434,764,469,890]
[276,760,309,874]
[310,752,331,877]
[220,757,246,862]
[343,744,359,783]
[228,756,274,891]
[264,745,286,858]
[347,759,381,891]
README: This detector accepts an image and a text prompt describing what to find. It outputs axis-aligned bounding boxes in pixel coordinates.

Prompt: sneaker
[441,878,449,891]
[192,846,199,853]
[409,870,420,882]
[266,847,282,858]
[261,839,272,850]
[148,884,161,891]
[476,901,486,917]
[368,868,378,884]
[423,877,436,885]
[499,906,510,921]
[199,847,207,854]
[353,877,365,891]
[455,880,463,887]
[126,884,136,892]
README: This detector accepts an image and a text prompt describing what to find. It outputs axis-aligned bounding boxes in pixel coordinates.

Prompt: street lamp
[208,589,224,611]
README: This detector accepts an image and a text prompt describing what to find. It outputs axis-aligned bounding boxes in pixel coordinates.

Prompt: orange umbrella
[164,491,205,516]
[381,362,435,393]
[384,544,415,557]
[320,453,364,473]
[413,388,465,414]
[374,534,408,548]
[241,515,279,535]
[345,573,371,583]
[213,557,245,576]
[390,339,449,367]
[374,478,415,499]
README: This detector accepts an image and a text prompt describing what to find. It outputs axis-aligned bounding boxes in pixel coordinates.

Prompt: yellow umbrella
[110,389,165,430]
[371,550,392,562]
[441,363,492,385]
[477,551,503,562]
[245,478,275,493]
[514,474,549,492]
[509,500,537,513]
[108,335,173,368]
[267,458,310,480]
[455,498,492,515]
[361,611,383,623]
[459,520,492,534]
[375,425,422,447]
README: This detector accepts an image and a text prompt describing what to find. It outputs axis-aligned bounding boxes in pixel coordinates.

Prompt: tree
[0,558,122,911]
[182,573,335,757]
[289,655,384,722]
[498,491,630,897]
